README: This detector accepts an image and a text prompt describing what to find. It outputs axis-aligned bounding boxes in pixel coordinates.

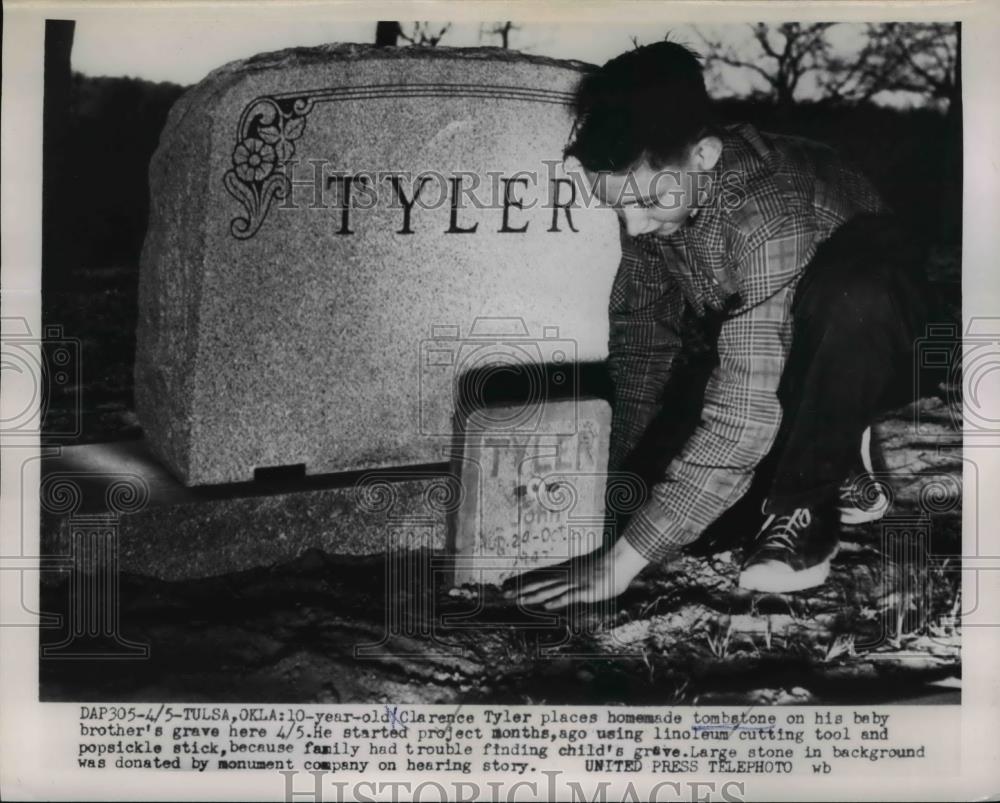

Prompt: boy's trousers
[614,213,930,544]
[764,213,929,514]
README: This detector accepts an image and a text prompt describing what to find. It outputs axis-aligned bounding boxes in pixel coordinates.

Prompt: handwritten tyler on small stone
[470,422,602,575]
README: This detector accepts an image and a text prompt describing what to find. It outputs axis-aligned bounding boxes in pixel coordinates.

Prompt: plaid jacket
[610,122,885,563]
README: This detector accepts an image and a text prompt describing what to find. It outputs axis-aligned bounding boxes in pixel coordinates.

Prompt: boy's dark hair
[564,40,715,173]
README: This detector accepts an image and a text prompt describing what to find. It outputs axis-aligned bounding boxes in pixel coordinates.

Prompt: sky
[69,17,718,85]
[68,12,943,108]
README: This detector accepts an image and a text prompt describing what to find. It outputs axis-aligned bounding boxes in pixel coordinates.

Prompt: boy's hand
[502,537,649,610]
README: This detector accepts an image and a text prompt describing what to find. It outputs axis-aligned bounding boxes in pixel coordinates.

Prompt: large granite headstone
[137,45,620,486]
[451,399,611,586]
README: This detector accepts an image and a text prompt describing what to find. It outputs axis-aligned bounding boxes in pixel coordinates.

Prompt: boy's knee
[828,270,896,322]
[798,239,915,335]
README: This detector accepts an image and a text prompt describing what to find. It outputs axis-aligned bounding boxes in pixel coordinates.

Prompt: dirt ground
[39,397,961,706]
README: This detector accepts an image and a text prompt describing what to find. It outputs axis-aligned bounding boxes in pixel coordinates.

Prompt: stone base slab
[38,439,450,581]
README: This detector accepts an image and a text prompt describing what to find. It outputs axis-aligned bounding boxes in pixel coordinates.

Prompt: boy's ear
[690,136,722,171]
[563,154,584,175]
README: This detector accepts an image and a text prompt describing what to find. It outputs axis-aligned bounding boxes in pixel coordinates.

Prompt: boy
[508,41,927,607]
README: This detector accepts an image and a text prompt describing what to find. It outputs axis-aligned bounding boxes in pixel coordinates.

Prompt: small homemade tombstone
[451,398,612,586]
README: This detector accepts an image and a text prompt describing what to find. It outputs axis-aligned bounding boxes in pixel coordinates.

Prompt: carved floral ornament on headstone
[223,94,313,239]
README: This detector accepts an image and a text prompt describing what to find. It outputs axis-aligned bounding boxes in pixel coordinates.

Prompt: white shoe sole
[738,547,838,594]
[838,426,890,525]
[860,426,875,473]
[839,493,890,525]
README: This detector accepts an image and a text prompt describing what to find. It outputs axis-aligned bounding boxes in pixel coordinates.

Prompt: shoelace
[757,508,813,553]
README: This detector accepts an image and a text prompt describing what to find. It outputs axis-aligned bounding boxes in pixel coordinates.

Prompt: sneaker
[838,426,891,525]
[738,507,839,593]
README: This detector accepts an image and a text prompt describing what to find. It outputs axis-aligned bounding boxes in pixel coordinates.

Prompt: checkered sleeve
[725,200,820,313]
[622,246,797,564]
[607,229,685,474]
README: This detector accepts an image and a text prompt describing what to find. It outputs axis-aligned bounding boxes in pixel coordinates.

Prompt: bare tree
[821,23,959,110]
[696,22,959,111]
[375,21,452,47]
[400,22,452,47]
[43,19,76,295]
[481,21,519,49]
[696,23,837,106]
